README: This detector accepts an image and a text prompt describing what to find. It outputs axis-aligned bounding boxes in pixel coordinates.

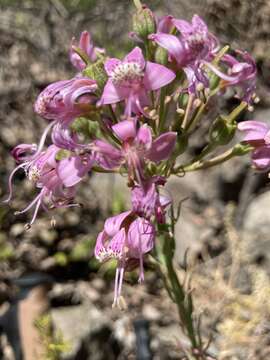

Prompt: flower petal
[143,61,175,91]
[124,47,145,69]
[149,33,185,65]
[157,15,173,33]
[136,124,152,149]
[252,146,270,170]
[127,218,155,258]
[104,58,122,76]
[112,120,137,141]
[99,79,127,105]
[238,121,269,144]
[94,140,122,169]
[104,211,132,237]
[172,18,192,35]
[57,155,93,187]
[147,132,177,162]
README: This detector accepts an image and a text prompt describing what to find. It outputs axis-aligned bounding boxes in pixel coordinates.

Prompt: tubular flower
[93,119,176,184]
[6,143,93,226]
[99,47,175,116]
[131,177,171,223]
[220,51,257,103]
[70,31,105,71]
[34,77,98,123]
[51,121,86,151]
[149,15,219,93]
[238,120,270,170]
[95,210,155,308]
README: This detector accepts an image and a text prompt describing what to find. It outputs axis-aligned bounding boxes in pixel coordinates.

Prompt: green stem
[183,146,236,172]
[133,0,142,10]
[227,101,247,123]
[181,94,194,130]
[158,87,167,131]
[186,103,206,133]
[156,222,199,355]
[71,46,90,66]
[108,105,118,124]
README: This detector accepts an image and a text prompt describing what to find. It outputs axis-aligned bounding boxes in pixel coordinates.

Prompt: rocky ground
[1,1,270,359]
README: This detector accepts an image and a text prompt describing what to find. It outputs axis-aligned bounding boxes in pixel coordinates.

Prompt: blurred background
[0,0,270,359]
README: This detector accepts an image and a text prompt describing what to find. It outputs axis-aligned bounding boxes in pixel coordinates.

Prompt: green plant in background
[35,314,70,360]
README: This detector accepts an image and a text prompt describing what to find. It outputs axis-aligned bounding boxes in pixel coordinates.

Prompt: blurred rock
[242,191,270,272]
[51,301,115,360]
[142,304,161,322]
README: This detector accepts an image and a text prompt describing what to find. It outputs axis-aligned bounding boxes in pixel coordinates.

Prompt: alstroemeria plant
[5,1,264,358]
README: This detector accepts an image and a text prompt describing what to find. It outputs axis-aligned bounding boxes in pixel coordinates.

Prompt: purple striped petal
[104,210,132,237]
[238,121,269,144]
[252,146,270,170]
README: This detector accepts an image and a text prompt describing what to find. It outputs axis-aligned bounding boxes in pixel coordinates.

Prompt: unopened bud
[209,116,237,146]
[133,5,156,40]
[83,59,107,90]
[176,108,185,115]
[196,82,204,92]
[193,99,202,108]
[149,109,157,118]
[51,217,56,228]
[24,223,31,231]
[253,96,260,104]
[165,96,172,104]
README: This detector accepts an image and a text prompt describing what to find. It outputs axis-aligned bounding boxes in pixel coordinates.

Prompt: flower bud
[132,5,156,40]
[209,116,237,146]
[34,78,98,123]
[83,59,107,90]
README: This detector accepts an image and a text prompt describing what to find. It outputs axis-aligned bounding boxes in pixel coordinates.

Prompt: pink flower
[70,31,105,71]
[220,51,256,103]
[95,210,155,307]
[34,77,98,123]
[5,143,93,226]
[99,47,175,116]
[149,15,219,93]
[93,119,176,184]
[238,120,270,170]
[131,178,171,223]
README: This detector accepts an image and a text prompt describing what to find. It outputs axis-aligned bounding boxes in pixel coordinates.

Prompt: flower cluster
[5,3,264,307]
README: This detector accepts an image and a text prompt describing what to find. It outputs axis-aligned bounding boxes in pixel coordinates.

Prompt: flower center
[186,32,207,54]
[111,62,144,86]
[28,166,41,182]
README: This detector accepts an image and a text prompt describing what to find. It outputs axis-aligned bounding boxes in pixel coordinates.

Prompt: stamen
[14,193,42,215]
[111,62,144,85]
[34,120,56,158]
[3,162,28,203]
